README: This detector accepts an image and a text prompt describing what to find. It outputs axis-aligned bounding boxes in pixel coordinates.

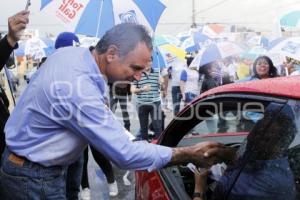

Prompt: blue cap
[55,32,80,49]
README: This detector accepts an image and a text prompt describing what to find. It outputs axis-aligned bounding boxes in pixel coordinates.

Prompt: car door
[157,93,299,200]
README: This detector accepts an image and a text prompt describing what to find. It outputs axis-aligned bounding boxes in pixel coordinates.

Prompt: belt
[8,152,27,167]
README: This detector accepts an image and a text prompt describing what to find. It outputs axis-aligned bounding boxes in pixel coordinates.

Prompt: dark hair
[253,56,278,78]
[95,23,153,58]
[38,57,47,68]
[186,56,194,67]
[246,105,296,160]
[199,62,216,78]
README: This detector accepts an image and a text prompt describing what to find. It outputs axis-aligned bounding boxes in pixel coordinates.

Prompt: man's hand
[7,10,29,47]
[204,146,237,165]
[168,141,225,168]
[142,84,151,92]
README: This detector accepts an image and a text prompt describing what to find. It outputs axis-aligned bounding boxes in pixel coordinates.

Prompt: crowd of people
[0,9,234,200]
[0,7,300,200]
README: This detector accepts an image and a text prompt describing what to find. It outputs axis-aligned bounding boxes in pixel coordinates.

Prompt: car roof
[200,75,300,100]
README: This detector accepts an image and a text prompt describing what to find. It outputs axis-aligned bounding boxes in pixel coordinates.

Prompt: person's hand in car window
[193,169,210,200]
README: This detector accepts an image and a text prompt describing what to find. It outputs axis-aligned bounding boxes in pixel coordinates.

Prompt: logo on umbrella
[57,0,85,23]
[119,10,138,24]
[281,41,300,54]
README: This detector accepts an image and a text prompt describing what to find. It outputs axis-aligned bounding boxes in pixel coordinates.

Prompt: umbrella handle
[96,0,104,37]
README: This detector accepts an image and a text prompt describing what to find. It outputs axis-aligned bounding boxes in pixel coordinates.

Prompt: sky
[1,0,300,37]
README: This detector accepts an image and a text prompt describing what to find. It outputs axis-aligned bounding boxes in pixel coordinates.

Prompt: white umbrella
[268,37,300,61]
[190,41,244,69]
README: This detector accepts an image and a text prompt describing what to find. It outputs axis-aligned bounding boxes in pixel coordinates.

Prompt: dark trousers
[81,147,89,189]
[137,101,162,140]
[0,131,5,157]
[66,153,84,200]
[0,97,9,157]
[171,86,182,115]
[81,146,115,188]
[110,96,130,131]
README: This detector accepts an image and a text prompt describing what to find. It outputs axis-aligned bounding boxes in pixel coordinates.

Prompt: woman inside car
[193,105,297,200]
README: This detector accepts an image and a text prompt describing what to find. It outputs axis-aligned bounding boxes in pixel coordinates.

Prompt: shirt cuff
[3,35,19,49]
[147,144,172,172]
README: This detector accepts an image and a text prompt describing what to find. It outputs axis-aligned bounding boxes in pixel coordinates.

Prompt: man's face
[105,42,152,83]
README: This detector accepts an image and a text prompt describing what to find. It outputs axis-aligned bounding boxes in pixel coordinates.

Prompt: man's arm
[160,68,169,98]
[168,141,230,168]
[0,10,29,70]
[54,79,232,171]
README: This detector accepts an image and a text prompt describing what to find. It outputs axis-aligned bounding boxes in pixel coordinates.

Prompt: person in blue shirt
[0,23,230,199]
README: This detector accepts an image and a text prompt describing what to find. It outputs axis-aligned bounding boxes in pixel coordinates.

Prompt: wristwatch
[192,192,206,199]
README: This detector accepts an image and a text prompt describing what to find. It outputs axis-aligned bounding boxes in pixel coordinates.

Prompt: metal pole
[191,0,196,28]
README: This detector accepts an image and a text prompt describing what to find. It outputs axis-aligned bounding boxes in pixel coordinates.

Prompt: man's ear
[106,45,119,63]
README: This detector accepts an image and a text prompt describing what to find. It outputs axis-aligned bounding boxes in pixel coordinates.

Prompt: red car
[135,76,300,200]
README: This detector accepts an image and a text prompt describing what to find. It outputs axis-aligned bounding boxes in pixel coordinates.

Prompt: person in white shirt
[180,56,199,105]
[169,58,187,115]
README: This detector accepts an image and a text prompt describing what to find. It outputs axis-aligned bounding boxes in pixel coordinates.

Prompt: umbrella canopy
[240,46,267,60]
[152,47,166,69]
[268,37,300,61]
[79,36,99,47]
[152,44,186,69]
[15,37,55,59]
[190,41,244,68]
[180,31,212,52]
[40,0,166,38]
[202,24,225,38]
[247,35,269,48]
[153,34,181,47]
[280,10,300,28]
[159,44,186,60]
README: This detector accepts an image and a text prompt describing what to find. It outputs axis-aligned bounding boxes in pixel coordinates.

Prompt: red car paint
[135,170,170,200]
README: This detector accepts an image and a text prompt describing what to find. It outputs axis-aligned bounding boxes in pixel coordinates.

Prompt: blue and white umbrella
[189,41,244,68]
[40,0,166,38]
[15,37,55,59]
[180,31,212,52]
[152,47,166,69]
[152,45,184,69]
[240,46,267,60]
[176,30,191,42]
[268,37,300,61]
[280,10,300,28]
[153,34,181,47]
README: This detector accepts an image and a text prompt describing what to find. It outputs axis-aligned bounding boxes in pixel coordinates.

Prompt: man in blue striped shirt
[132,65,162,140]
[0,23,230,199]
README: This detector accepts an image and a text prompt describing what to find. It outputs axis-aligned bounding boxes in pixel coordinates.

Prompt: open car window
[174,98,267,148]
[217,100,300,200]
[159,96,300,200]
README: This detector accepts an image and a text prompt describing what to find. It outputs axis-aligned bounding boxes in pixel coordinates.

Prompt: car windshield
[178,110,264,147]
